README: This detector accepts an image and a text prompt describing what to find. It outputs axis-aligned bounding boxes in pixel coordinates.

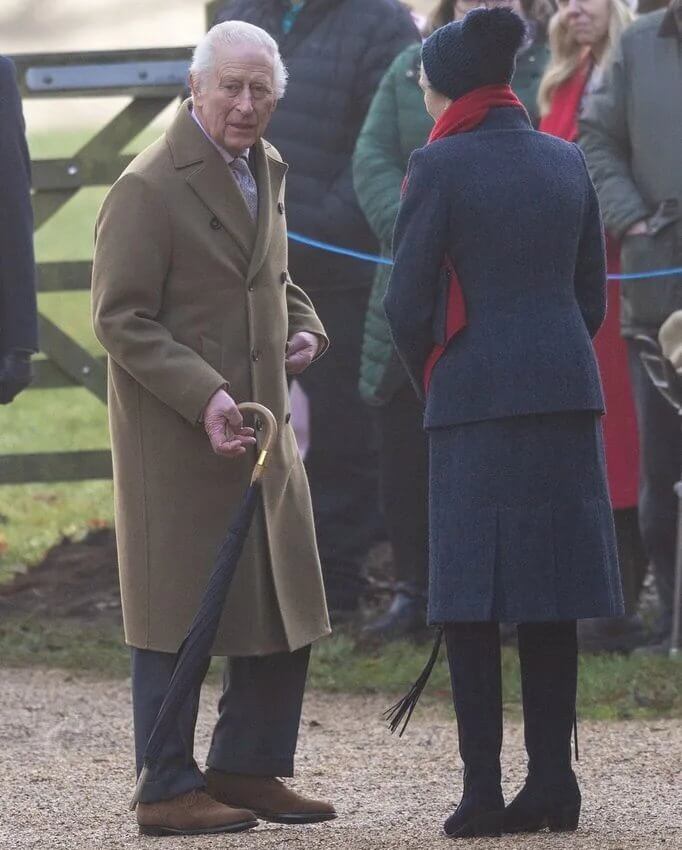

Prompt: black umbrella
[129,402,278,809]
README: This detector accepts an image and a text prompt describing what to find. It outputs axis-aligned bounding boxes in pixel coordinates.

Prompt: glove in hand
[0,350,33,405]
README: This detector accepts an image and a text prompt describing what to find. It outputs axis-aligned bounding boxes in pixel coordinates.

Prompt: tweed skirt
[428,412,624,624]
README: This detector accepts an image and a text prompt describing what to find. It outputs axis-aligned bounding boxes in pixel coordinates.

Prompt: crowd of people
[1,0,680,655]
[209,0,681,654]
[1,0,681,839]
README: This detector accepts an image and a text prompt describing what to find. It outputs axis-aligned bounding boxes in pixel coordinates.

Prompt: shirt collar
[190,104,249,165]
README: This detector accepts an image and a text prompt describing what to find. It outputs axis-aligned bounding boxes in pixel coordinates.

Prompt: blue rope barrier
[288,232,393,266]
[287,231,682,282]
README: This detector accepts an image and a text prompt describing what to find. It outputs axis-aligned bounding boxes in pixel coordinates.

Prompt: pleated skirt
[428,411,624,624]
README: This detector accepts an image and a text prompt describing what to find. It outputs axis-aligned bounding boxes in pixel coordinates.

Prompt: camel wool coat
[92,101,330,656]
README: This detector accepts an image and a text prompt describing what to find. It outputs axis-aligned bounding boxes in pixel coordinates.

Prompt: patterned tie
[230,155,258,221]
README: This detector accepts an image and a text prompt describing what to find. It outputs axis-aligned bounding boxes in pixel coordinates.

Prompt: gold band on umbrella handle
[237,402,279,485]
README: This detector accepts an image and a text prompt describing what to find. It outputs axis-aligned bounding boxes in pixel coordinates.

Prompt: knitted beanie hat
[421,7,527,102]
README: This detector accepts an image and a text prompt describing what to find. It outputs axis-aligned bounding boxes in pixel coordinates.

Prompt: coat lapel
[246,141,288,283]
[167,102,256,262]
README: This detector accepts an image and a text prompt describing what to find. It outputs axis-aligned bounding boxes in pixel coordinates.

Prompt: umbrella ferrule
[129,764,151,810]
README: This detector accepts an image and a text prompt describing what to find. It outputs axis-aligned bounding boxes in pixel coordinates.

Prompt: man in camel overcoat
[91,20,335,837]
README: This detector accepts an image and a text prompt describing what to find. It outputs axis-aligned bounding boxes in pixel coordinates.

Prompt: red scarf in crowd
[538,57,640,509]
[538,56,592,141]
[421,84,526,391]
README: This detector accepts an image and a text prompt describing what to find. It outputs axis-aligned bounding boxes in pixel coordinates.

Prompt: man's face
[191,42,277,156]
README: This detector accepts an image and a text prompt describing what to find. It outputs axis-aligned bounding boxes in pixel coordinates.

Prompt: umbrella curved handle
[238,402,279,484]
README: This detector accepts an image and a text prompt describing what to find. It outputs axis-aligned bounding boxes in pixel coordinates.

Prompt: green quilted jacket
[353,39,549,405]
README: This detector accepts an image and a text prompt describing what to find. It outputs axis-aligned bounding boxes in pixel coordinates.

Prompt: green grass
[1,619,681,720]
[0,127,162,576]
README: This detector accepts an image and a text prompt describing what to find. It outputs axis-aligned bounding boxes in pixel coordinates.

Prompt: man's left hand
[285,332,320,375]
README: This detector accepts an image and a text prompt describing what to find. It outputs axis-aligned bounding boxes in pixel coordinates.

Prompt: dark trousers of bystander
[375,381,429,591]
[627,340,681,635]
[130,645,311,804]
[296,287,382,613]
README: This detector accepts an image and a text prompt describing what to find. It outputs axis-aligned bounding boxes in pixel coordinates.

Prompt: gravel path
[1,668,680,850]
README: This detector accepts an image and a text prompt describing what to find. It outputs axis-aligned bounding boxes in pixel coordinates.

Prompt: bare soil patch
[0,531,396,627]
[0,529,121,623]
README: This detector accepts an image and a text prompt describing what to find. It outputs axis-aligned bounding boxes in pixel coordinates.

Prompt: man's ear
[189,72,201,104]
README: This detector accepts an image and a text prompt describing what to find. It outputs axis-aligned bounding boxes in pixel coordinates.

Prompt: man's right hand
[203,389,257,458]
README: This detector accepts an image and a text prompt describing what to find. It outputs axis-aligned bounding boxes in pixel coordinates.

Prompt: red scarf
[422,84,526,391]
[538,56,591,142]
[428,83,525,142]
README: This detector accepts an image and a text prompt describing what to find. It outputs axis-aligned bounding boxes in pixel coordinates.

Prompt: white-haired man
[92,22,335,836]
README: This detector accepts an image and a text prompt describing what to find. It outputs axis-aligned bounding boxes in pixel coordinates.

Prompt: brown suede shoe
[206,770,337,825]
[136,789,259,836]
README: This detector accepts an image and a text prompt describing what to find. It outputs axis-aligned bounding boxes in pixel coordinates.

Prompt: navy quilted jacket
[214,0,419,293]
[0,56,37,357]
[384,107,607,428]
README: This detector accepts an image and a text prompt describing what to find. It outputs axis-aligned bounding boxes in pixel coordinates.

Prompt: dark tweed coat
[0,56,37,359]
[384,107,624,622]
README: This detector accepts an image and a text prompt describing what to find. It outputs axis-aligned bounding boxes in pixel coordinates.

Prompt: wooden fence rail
[1,47,193,485]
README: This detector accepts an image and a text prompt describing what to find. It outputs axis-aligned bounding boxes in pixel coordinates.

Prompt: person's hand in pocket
[625,220,648,237]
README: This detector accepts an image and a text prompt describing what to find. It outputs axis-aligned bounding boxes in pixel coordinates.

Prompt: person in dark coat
[213,0,420,618]
[384,9,623,839]
[538,0,646,654]
[0,55,38,404]
[353,0,551,642]
[580,0,682,653]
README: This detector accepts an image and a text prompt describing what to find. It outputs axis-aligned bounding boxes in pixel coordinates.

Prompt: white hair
[190,21,288,100]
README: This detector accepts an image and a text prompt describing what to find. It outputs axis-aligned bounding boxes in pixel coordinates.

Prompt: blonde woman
[539,0,634,127]
[539,0,646,654]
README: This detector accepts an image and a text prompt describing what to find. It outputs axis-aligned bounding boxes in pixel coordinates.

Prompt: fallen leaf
[87,518,108,529]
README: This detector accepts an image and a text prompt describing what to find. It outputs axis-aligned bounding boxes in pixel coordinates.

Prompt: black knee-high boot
[443,622,505,839]
[503,620,581,834]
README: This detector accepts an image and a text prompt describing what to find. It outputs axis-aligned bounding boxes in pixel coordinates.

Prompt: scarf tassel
[384,627,444,736]
[382,628,581,758]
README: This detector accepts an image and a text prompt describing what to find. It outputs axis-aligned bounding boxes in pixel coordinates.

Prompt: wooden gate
[0,47,192,485]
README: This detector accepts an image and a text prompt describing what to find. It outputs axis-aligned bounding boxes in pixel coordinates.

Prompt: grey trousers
[627,342,681,634]
[131,645,311,804]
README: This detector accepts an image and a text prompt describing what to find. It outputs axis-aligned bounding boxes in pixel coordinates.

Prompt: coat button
[255,417,263,431]
[277,202,285,214]
[280,271,288,284]
[251,349,260,362]
[285,413,291,424]
[210,217,221,230]
[248,283,254,292]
